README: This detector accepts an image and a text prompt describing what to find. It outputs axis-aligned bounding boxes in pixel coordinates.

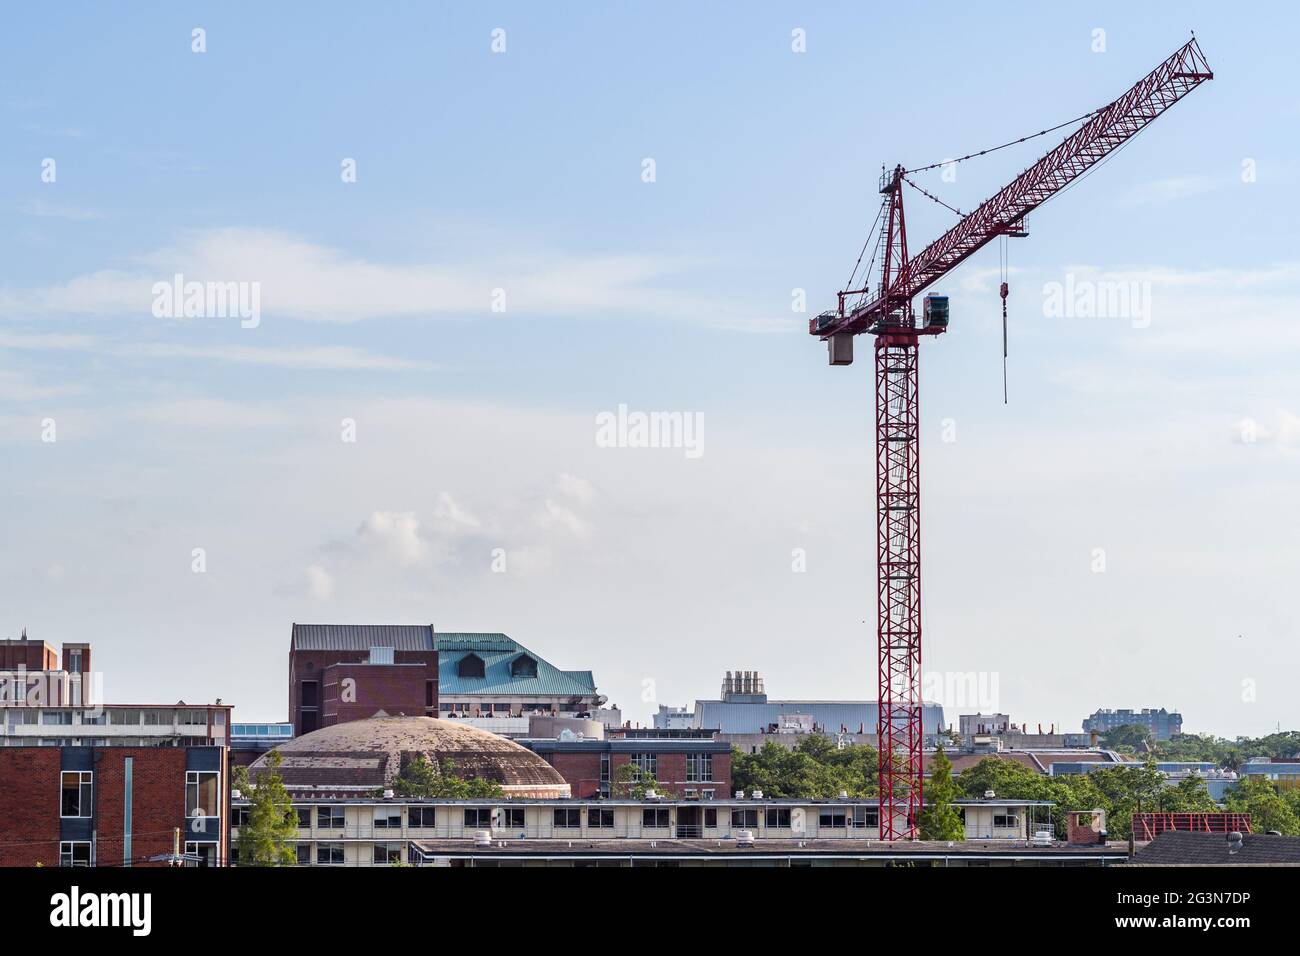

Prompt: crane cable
[1000,236,1009,405]
[905,106,1103,175]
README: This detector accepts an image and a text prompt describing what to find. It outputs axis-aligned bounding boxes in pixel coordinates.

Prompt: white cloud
[0,228,773,329]
[356,511,426,566]
[116,342,436,371]
[20,199,103,221]
[306,564,334,600]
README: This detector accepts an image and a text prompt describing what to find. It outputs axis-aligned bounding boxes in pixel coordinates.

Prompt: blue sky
[2,2,1297,736]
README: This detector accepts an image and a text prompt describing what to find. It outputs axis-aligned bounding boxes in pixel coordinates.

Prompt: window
[373,810,402,829]
[642,808,670,829]
[818,810,848,829]
[464,807,492,828]
[59,841,91,867]
[296,808,312,828]
[510,655,538,678]
[184,842,218,867]
[553,808,581,828]
[766,808,792,829]
[704,808,718,829]
[686,752,714,782]
[457,654,485,679]
[300,681,318,707]
[186,771,219,821]
[317,806,345,830]
[629,753,657,777]
[300,710,319,733]
[732,808,758,829]
[67,649,83,673]
[426,681,435,707]
[295,843,311,864]
[143,709,171,726]
[501,808,525,830]
[233,807,252,828]
[599,753,611,798]
[410,806,437,828]
[61,771,92,818]
[372,842,403,864]
[993,813,1019,829]
[80,712,106,726]
[316,843,344,865]
[589,808,615,829]
[853,806,879,829]
[42,711,72,725]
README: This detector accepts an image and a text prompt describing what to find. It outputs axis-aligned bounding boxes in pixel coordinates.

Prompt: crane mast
[811,38,1212,841]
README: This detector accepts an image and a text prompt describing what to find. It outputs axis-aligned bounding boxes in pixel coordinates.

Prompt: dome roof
[249,714,570,797]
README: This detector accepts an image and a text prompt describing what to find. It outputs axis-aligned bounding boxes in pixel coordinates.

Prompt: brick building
[519,737,733,799]
[289,624,439,734]
[0,634,231,866]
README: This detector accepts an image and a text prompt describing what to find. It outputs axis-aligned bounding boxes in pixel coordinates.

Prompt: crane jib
[812,37,1212,345]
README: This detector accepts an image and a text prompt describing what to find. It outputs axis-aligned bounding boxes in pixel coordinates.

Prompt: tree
[1099,724,1154,753]
[731,737,879,799]
[390,755,503,798]
[611,762,670,799]
[917,746,964,841]
[1225,776,1300,835]
[236,751,299,866]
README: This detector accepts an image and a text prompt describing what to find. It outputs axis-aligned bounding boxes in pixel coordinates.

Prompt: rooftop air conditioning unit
[752,789,764,799]
[838,790,849,800]
[231,789,242,800]
[1031,827,1053,847]
[983,790,996,799]
[383,789,395,800]
[735,790,745,799]
[736,830,755,847]
[645,789,658,801]
[473,830,492,847]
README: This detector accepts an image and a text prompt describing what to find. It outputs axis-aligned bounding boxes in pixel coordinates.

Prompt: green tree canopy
[917,746,964,841]
[389,755,504,799]
[236,751,299,866]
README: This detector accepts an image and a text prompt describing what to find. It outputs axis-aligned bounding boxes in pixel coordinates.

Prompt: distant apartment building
[960,713,1011,736]
[1082,708,1183,741]
[696,669,945,752]
[0,633,231,867]
[653,705,694,730]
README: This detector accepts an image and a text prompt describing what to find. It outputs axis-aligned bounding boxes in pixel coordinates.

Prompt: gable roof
[436,633,597,698]
[1131,830,1300,865]
[291,624,435,652]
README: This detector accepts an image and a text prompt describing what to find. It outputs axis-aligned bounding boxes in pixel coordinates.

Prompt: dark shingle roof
[1131,830,1300,865]
[291,624,435,651]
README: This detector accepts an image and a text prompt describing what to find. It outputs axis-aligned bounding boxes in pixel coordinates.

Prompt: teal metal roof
[436,633,598,698]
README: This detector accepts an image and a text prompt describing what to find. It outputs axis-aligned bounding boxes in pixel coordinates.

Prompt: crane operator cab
[922,294,949,331]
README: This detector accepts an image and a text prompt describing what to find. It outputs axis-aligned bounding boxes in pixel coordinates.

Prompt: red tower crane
[810,38,1213,840]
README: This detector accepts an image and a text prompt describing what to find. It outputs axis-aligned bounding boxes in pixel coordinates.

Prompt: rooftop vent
[736,830,756,847]
[473,830,492,847]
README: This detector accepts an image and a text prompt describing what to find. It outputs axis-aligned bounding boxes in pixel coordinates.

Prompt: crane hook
[1000,280,1009,405]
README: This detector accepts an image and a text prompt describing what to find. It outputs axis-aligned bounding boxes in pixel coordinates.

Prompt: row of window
[60,840,219,867]
[269,804,883,832]
[1,709,217,726]
[59,770,220,819]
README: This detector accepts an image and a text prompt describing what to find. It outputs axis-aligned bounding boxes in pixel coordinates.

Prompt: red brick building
[520,737,733,799]
[0,634,231,866]
[289,624,439,735]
